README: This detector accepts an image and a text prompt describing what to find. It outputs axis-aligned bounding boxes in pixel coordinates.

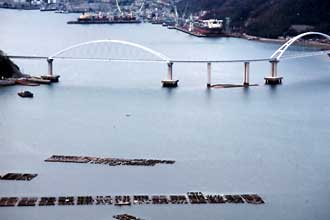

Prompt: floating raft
[211,84,259,89]
[113,214,143,220]
[45,155,175,167]
[0,173,37,181]
[0,193,264,207]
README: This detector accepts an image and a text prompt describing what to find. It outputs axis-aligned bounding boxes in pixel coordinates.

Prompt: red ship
[193,19,224,36]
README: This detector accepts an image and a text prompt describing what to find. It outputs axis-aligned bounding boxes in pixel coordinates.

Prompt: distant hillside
[177,0,330,38]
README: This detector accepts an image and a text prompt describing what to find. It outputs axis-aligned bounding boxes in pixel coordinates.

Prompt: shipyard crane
[115,0,122,14]
[181,1,188,19]
[138,0,145,14]
[170,0,189,27]
[116,0,145,16]
[169,0,179,26]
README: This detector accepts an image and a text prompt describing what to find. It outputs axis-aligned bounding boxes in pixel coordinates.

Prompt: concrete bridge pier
[265,60,283,85]
[162,62,179,87]
[207,62,212,88]
[43,58,60,82]
[243,62,250,86]
[47,58,53,76]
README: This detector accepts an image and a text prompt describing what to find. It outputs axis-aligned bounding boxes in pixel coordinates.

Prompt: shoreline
[0,76,60,87]
[1,7,329,50]
[170,26,330,50]
[239,33,330,50]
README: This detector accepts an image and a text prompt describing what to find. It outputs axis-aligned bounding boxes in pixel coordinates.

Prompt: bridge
[6,32,330,87]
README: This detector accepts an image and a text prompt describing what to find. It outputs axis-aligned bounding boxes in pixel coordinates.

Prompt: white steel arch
[270,32,330,60]
[49,39,171,62]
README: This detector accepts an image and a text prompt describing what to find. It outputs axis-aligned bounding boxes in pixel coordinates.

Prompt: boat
[151,20,163,25]
[162,19,176,27]
[27,77,51,84]
[15,78,40,86]
[55,10,68,14]
[40,8,57,12]
[40,4,57,12]
[67,12,141,24]
[193,19,224,36]
[41,75,60,82]
[18,91,34,98]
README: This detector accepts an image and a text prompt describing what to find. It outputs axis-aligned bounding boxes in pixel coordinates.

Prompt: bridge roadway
[6,55,271,63]
[5,50,330,88]
[4,31,330,87]
[6,49,330,63]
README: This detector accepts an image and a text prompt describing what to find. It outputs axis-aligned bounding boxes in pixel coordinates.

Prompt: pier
[161,62,179,87]
[174,26,207,37]
[264,60,283,85]
[5,32,330,88]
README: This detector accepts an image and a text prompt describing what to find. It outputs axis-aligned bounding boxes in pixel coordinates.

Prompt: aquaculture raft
[113,214,143,220]
[0,173,37,181]
[0,192,264,207]
[45,155,175,167]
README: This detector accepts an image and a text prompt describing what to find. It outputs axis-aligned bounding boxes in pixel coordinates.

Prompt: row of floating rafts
[44,155,175,166]
[113,214,142,220]
[0,192,264,207]
[0,173,37,181]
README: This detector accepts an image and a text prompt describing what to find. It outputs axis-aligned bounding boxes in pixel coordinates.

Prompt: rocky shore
[0,50,28,81]
[0,50,60,87]
[0,50,31,86]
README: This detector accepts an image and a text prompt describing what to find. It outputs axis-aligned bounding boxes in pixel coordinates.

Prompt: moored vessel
[67,12,141,24]
[15,78,40,86]
[193,19,224,36]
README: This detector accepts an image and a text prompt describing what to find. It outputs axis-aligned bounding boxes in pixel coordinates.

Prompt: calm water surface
[1,9,330,220]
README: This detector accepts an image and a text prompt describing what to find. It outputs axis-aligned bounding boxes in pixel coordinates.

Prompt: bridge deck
[6,49,330,63]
